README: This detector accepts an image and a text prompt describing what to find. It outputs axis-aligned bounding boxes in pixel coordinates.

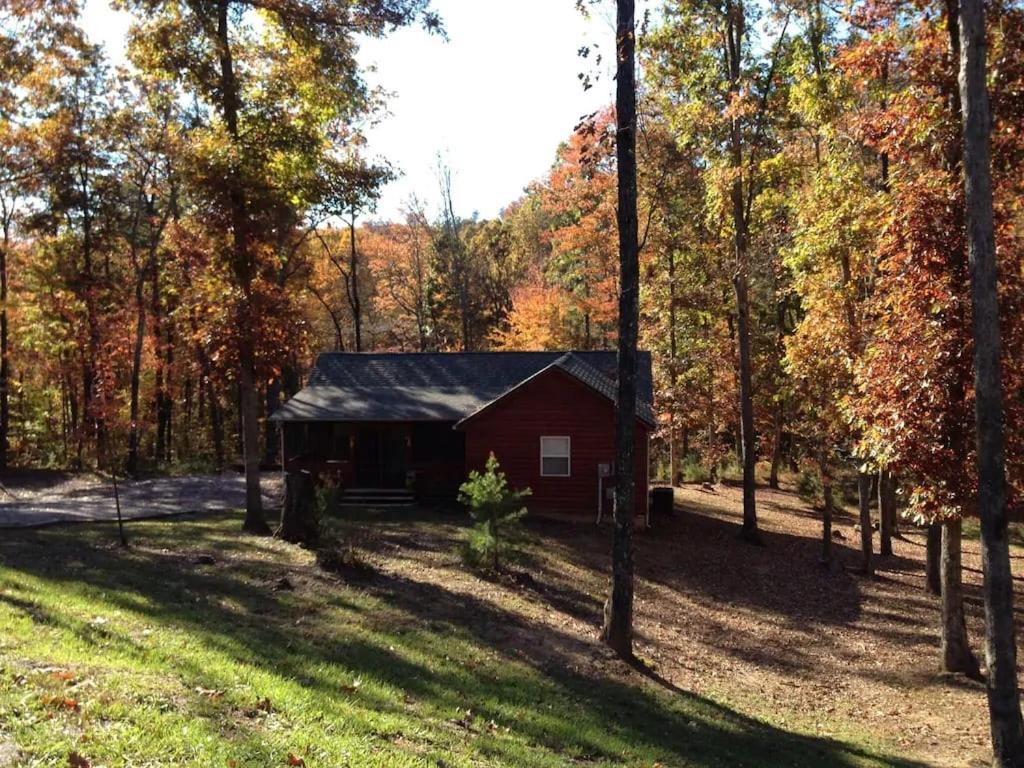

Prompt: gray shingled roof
[551,353,658,425]
[270,351,655,424]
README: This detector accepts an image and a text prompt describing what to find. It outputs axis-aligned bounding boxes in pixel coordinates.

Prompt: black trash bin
[650,487,674,519]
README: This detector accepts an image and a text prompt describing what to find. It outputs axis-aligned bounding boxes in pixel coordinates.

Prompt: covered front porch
[281,421,466,501]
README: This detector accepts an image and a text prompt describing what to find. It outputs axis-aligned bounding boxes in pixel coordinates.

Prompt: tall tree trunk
[152,242,168,464]
[349,210,362,352]
[820,455,833,568]
[160,323,174,462]
[82,215,102,467]
[725,0,759,543]
[0,218,11,469]
[217,0,266,533]
[941,518,981,677]
[67,363,82,468]
[668,249,678,486]
[60,363,69,462]
[182,376,193,456]
[238,330,265,530]
[127,191,167,476]
[206,376,225,471]
[183,254,226,472]
[858,471,874,577]
[600,0,638,658]
[878,469,896,555]
[126,271,146,477]
[927,523,943,594]
[264,376,282,466]
[309,285,345,351]
[769,401,783,490]
[958,0,1024,758]
[668,414,676,487]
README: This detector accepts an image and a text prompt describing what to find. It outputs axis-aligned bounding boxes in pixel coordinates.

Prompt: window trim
[540,435,571,477]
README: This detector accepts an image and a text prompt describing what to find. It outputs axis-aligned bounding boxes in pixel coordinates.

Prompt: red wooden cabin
[270,351,655,517]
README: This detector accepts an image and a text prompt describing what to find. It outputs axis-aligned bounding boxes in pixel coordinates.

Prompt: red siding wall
[461,368,650,516]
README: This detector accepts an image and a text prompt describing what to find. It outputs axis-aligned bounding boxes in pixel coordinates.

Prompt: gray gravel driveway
[0,473,283,528]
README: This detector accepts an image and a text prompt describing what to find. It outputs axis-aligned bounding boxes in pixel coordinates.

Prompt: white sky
[80,0,623,221]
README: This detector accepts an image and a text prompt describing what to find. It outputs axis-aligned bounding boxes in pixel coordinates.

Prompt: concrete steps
[339,487,414,509]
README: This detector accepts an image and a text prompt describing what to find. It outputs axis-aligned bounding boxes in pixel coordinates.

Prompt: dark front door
[355,428,380,486]
[381,428,408,488]
[355,426,408,488]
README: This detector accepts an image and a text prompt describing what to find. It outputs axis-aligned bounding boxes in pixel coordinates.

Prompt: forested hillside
[1,0,1022,533]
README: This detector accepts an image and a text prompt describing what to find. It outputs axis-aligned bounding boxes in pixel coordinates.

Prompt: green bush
[717,454,743,483]
[315,475,340,519]
[797,467,823,506]
[680,455,712,484]
[457,453,530,572]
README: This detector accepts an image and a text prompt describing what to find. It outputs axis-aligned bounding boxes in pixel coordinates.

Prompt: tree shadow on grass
[529,501,868,629]
[510,496,965,684]
[0,515,926,768]
[354,503,859,680]
[331,504,607,624]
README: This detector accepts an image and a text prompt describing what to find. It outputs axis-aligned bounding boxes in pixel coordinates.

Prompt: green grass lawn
[0,512,923,767]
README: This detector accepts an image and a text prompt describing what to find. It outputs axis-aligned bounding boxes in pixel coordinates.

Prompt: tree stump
[276,470,318,545]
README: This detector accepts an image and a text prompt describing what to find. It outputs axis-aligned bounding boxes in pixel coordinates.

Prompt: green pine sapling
[457,453,531,571]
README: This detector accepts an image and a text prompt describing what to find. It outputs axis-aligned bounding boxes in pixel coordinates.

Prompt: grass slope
[0,512,922,767]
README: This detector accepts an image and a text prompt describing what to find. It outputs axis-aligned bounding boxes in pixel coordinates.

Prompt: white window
[540,436,571,477]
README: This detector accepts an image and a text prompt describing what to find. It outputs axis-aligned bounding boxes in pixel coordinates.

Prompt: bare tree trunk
[183,256,226,472]
[127,272,146,477]
[151,211,168,465]
[725,0,759,543]
[769,401,783,490]
[957,0,1024,757]
[820,455,833,567]
[600,0,638,658]
[858,471,873,577]
[182,376,193,456]
[941,518,982,677]
[160,325,174,462]
[82,215,102,467]
[879,469,896,555]
[927,523,943,595]
[66,364,81,468]
[348,210,362,352]
[127,190,167,476]
[668,415,676,487]
[0,218,10,469]
[238,330,265,531]
[264,376,282,466]
[668,250,678,486]
[217,0,265,533]
[206,376,225,470]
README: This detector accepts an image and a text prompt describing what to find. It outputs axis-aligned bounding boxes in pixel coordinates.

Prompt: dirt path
[0,472,283,528]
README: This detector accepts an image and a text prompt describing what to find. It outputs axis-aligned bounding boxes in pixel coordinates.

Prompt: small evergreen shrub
[457,453,531,572]
[315,476,340,519]
[797,467,824,506]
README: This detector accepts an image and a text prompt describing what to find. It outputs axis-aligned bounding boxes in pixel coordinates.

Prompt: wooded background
[1,0,1022,535]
